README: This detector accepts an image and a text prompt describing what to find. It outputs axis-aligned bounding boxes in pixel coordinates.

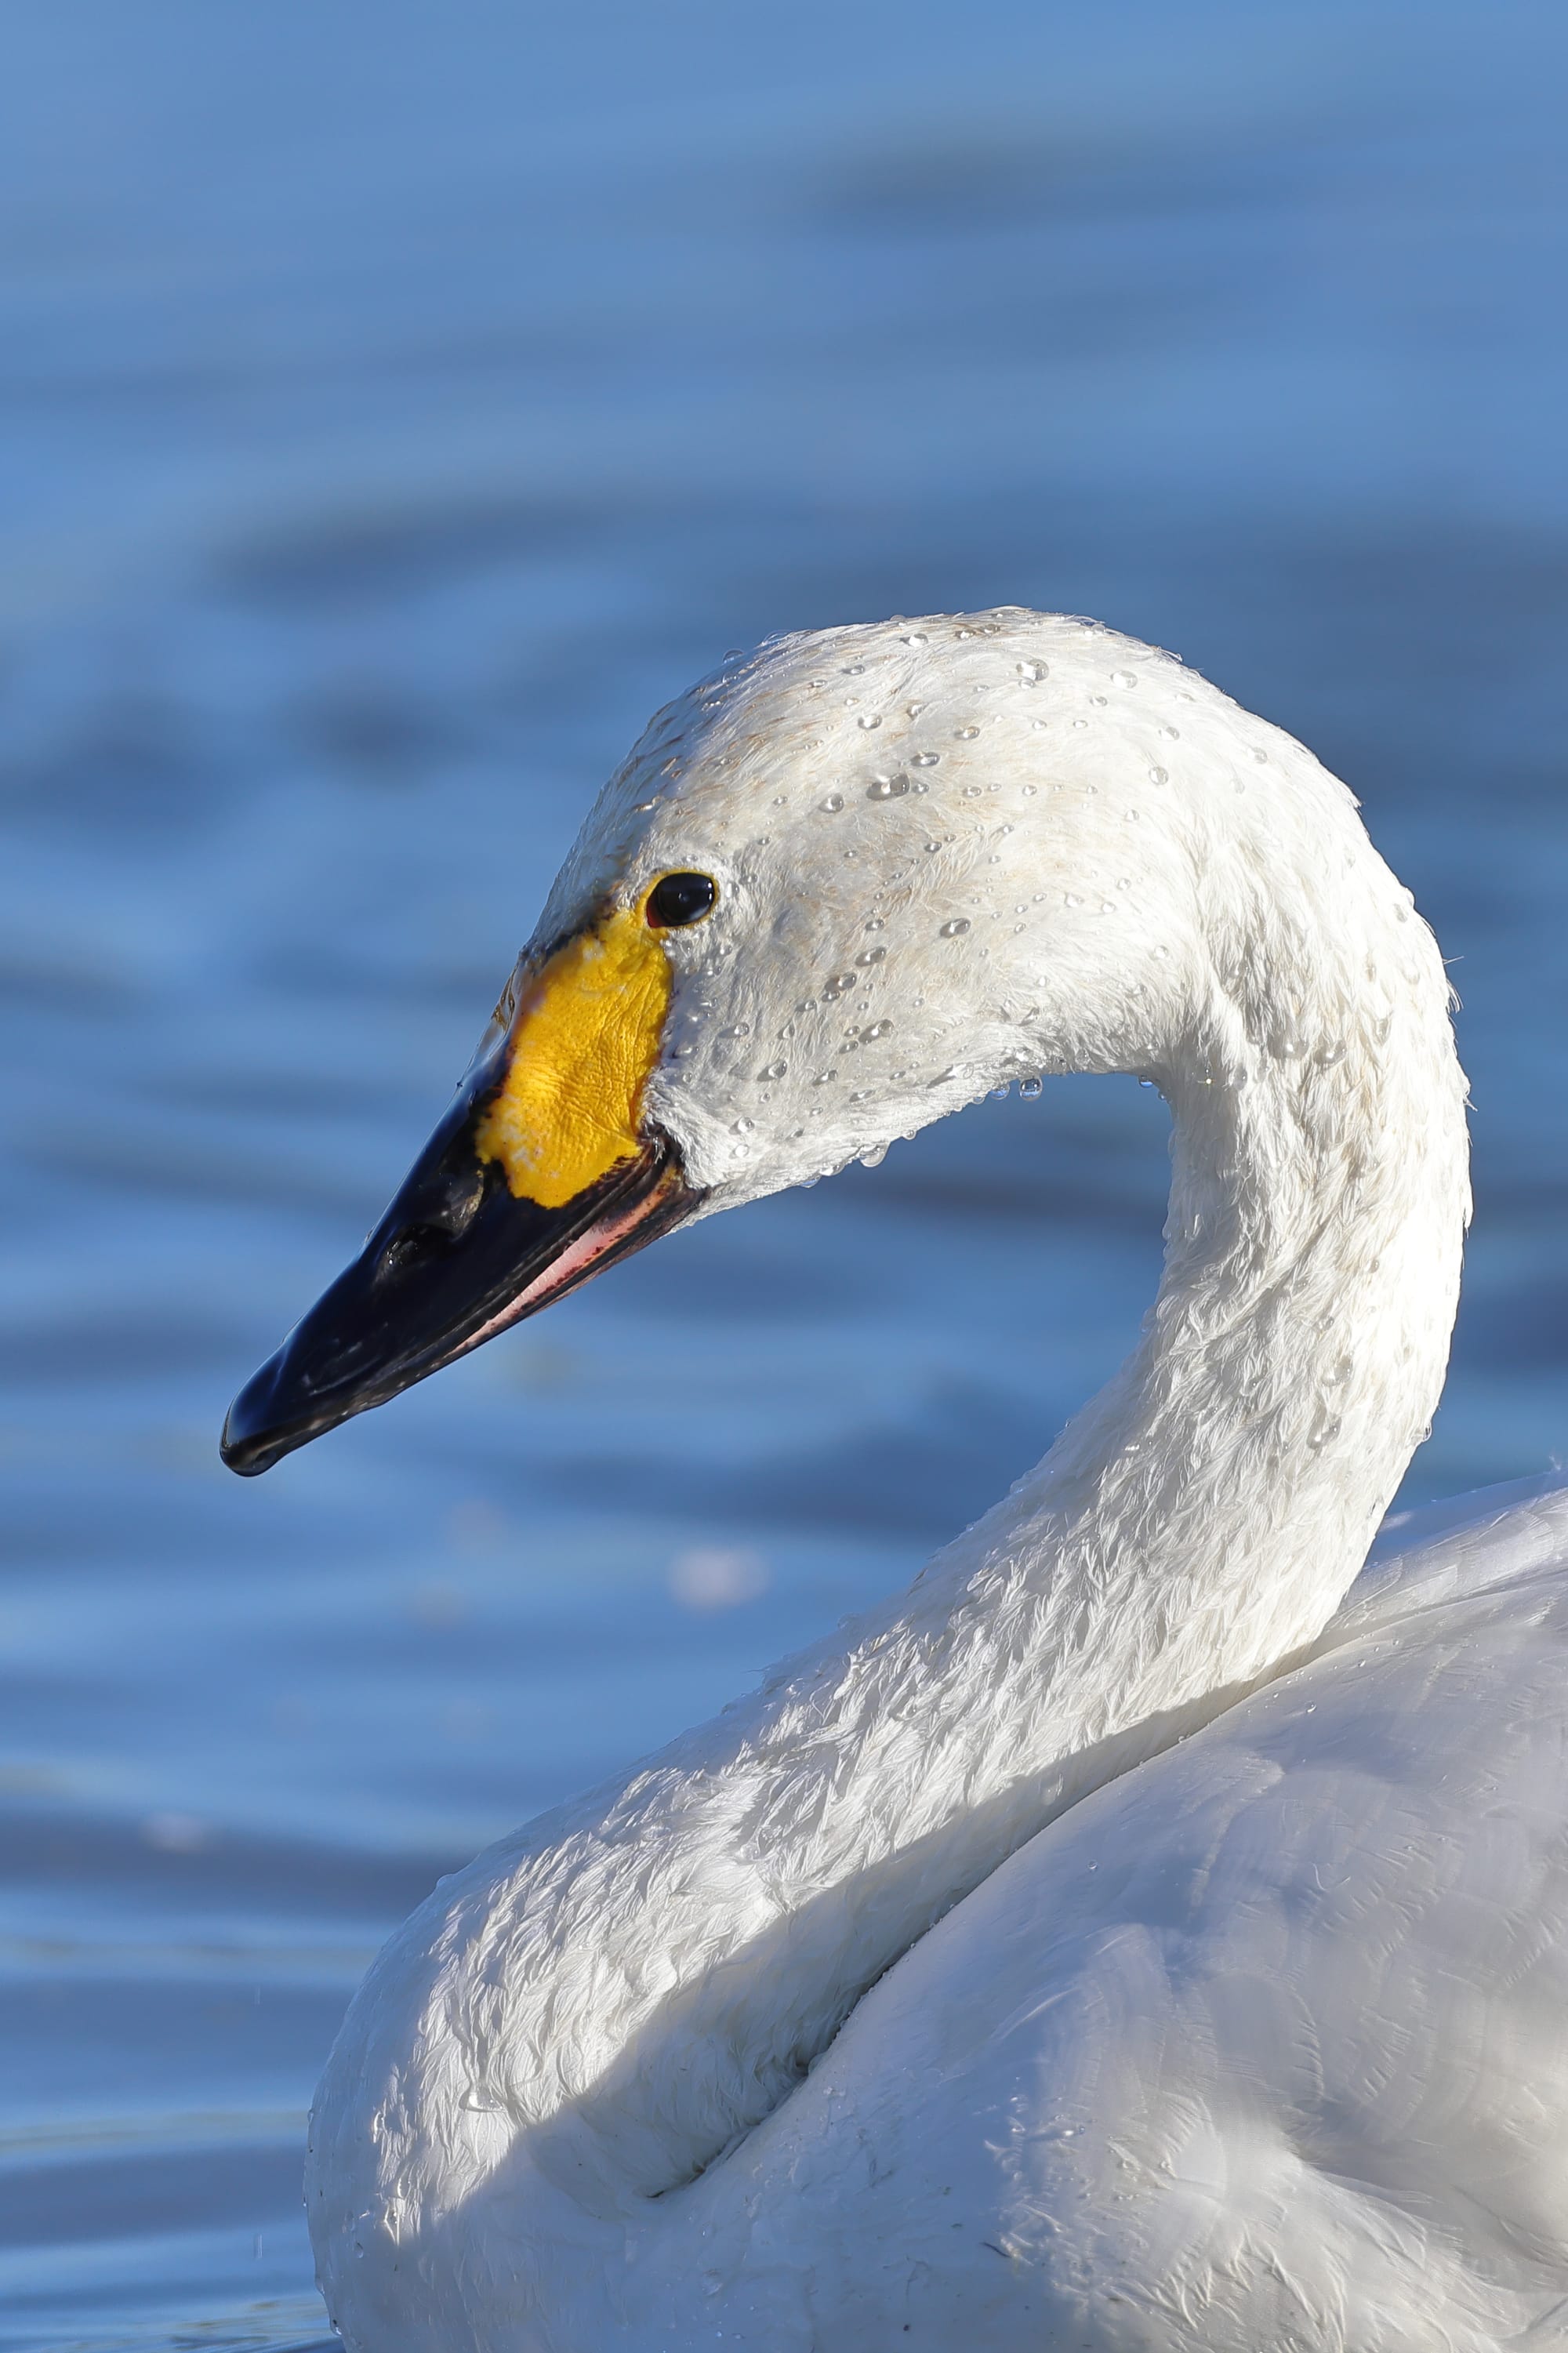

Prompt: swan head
[220,609,1313,1474]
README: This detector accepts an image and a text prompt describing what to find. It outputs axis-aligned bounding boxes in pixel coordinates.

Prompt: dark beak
[220,1055,699,1476]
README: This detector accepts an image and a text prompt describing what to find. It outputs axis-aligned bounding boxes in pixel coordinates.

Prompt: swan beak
[221,910,699,1476]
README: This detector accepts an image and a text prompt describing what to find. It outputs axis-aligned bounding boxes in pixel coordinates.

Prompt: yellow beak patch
[474,906,673,1208]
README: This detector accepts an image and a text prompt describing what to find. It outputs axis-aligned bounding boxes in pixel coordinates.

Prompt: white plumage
[305,612,1568,2350]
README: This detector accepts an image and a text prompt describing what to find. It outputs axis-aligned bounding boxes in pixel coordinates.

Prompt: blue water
[2,4,1566,2343]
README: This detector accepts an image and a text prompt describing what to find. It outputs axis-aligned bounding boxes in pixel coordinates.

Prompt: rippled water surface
[2,4,1566,2343]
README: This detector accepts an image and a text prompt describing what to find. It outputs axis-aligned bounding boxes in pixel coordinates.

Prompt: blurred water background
[1,2,1566,2344]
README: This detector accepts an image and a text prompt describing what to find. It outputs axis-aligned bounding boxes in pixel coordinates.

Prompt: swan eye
[646,872,717,928]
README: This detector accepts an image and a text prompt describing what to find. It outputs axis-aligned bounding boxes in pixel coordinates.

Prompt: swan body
[243,613,1568,2348]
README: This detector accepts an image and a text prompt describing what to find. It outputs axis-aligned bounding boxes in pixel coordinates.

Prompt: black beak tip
[220,1353,314,1477]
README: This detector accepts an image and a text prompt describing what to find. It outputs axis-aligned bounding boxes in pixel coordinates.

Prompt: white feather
[307,614,1568,2350]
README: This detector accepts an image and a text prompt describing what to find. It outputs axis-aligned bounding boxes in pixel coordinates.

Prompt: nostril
[378,1221,456,1279]
[372,1143,489,1282]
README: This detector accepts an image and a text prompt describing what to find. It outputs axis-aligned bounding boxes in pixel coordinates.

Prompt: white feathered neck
[308,617,1471,2350]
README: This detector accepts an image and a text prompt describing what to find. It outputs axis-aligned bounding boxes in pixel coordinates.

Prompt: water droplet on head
[1112,669,1138,688]
[911,750,940,767]
[1251,747,1269,764]
[858,714,881,731]
[1064,892,1083,909]
[821,793,844,812]
[1072,717,1089,731]
[901,632,927,646]
[759,1059,788,1080]
[822,972,857,999]
[1017,660,1047,684]
[1317,1040,1347,1068]
[860,1142,888,1168]
[866,773,908,800]
[1148,767,1168,786]
[939,918,971,938]
[1021,783,1038,795]
[863,1019,894,1041]
[811,1069,837,1085]
[989,1082,1011,1100]
[955,725,980,740]
[857,945,887,965]
[864,917,884,931]
[1020,1077,1043,1101]
[731,1117,754,1134]
[964,784,983,798]
[719,1022,750,1040]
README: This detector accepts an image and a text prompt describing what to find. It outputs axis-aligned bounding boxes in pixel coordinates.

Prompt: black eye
[646,872,717,928]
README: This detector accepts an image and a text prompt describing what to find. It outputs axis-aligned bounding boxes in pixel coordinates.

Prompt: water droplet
[821,793,844,812]
[844,663,866,674]
[1112,668,1137,688]
[1072,717,1089,730]
[822,972,857,999]
[811,1069,837,1085]
[989,1083,1011,1100]
[955,725,980,739]
[857,946,887,965]
[1091,694,1108,706]
[759,1060,788,1080]
[1116,877,1131,891]
[1017,660,1047,684]
[1373,1014,1393,1046]
[939,918,971,938]
[633,797,659,812]
[866,773,908,799]
[858,714,884,732]
[1316,1040,1347,1068]
[1276,1034,1307,1059]
[1251,746,1269,764]
[906,702,925,717]
[1020,1077,1043,1101]
[1307,1411,1343,1451]
[731,1117,754,1133]
[864,917,885,932]
[863,1020,894,1041]
[1125,808,1141,822]
[1154,943,1171,958]
[911,750,940,767]
[860,1142,888,1167]
[924,840,942,852]
[1160,724,1179,739]
[1148,766,1168,786]
[1064,892,1083,909]
[1021,783,1038,795]
[964,784,983,798]
[901,632,927,646]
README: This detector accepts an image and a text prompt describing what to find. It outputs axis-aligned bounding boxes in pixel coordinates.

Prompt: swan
[221,610,1568,2352]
